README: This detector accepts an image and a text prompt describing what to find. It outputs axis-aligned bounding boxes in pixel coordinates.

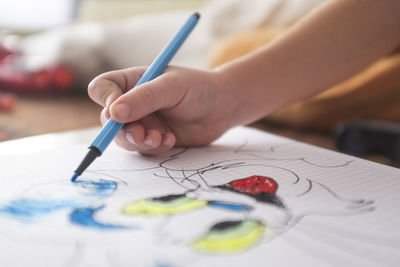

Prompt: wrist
[213,66,267,128]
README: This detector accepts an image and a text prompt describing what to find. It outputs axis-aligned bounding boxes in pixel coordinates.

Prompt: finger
[131,113,169,147]
[88,67,147,107]
[117,128,163,153]
[106,117,176,155]
[116,112,171,153]
[100,108,111,125]
[124,122,146,146]
[109,71,186,123]
[137,132,176,156]
[114,122,145,151]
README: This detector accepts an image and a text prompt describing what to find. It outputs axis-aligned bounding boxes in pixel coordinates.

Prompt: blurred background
[0,0,399,167]
[0,0,209,140]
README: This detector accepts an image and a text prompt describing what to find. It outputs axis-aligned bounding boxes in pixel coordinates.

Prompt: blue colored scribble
[155,261,175,267]
[70,205,129,230]
[73,179,118,198]
[208,201,253,211]
[0,179,118,223]
[0,198,76,221]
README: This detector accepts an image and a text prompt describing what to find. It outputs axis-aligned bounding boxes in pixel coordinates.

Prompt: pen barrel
[135,13,200,86]
[91,119,123,153]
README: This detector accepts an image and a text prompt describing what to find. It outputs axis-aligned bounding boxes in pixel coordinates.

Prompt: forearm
[217,0,400,125]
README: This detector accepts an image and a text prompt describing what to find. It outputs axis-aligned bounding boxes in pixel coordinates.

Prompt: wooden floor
[0,94,102,140]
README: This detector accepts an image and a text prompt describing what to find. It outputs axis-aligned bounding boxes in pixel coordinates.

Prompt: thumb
[109,74,185,123]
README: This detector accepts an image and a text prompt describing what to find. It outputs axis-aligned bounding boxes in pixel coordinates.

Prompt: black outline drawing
[0,137,376,267]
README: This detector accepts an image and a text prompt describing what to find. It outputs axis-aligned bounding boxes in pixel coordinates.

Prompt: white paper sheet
[0,126,399,267]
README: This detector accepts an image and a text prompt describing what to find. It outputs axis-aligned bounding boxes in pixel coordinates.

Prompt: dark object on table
[336,120,400,163]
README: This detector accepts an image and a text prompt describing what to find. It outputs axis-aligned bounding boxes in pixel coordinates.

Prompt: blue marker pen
[71,13,200,182]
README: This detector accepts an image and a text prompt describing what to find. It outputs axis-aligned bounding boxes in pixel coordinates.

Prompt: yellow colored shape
[192,220,266,253]
[122,197,207,215]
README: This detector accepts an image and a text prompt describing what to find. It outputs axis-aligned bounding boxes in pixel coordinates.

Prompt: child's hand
[88,0,400,157]
[88,66,242,155]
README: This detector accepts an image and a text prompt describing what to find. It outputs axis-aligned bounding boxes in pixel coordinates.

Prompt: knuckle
[87,73,108,95]
[88,78,117,106]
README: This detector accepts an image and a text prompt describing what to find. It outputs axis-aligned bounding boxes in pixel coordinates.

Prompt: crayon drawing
[111,145,374,255]
[0,179,127,229]
[0,127,390,267]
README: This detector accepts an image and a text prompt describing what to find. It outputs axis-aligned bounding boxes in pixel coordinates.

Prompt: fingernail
[144,135,154,147]
[162,136,171,146]
[125,132,136,145]
[113,104,130,120]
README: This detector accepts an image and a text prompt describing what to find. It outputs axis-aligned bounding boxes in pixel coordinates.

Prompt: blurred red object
[0,92,15,111]
[0,63,74,93]
[0,45,13,63]
[0,43,74,93]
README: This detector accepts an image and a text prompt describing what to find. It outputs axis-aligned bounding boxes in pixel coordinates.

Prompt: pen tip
[193,12,200,19]
[71,172,79,182]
